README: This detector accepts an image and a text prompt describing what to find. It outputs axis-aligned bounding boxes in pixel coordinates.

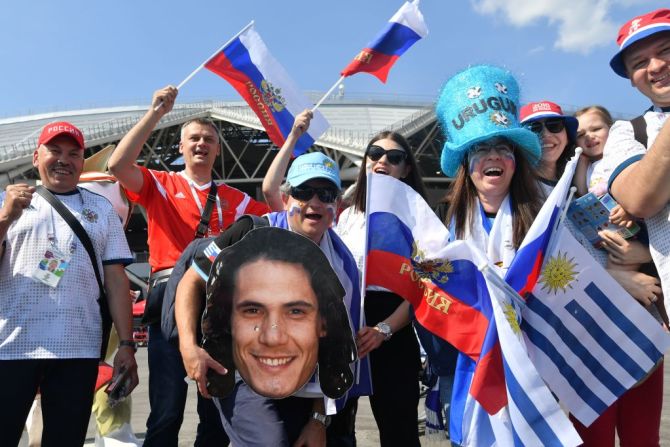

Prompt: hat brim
[289,173,341,190]
[441,127,541,178]
[610,26,670,78]
[83,145,115,173]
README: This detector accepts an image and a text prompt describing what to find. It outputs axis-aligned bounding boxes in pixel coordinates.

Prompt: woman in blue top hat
[418,64,544,444]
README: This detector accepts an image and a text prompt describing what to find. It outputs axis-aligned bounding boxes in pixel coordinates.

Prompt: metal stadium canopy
[0,95,447,197]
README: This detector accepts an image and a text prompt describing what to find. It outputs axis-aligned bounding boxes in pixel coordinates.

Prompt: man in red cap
[586,7,670,446]
[0,121,137,446]
[597,8,670,315]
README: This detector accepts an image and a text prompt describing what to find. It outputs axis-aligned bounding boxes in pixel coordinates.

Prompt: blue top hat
[436,65,541,177]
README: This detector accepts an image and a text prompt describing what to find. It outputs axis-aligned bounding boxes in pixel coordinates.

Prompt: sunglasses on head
[366,145,408,165]
[290,185,339,203]
[523,118,565,135]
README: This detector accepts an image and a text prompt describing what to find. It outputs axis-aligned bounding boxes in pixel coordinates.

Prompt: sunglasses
[523,118,565,135]
[366,145,408,165]
[290,185,339,203]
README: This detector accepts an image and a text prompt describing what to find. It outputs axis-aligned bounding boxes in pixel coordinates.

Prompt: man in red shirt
[109,85,269,447]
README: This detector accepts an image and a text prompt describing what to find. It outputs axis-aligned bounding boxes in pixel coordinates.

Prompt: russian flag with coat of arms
[364,174,581,445]
[204,24,329,156]
[341,0,428,83]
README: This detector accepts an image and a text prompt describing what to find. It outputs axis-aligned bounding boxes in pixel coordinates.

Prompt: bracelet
[119,340,137,352]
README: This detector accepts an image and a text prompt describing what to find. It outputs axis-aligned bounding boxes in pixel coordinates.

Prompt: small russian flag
[341,1,428,83]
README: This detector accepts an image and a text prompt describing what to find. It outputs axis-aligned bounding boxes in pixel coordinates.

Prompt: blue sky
[0,0,664,119]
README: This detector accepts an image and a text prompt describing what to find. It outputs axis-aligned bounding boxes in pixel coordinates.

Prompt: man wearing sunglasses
[173,112,368,446]
[595,9,670,320]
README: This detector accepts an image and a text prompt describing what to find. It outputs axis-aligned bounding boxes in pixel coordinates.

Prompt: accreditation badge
[32,246,71,288]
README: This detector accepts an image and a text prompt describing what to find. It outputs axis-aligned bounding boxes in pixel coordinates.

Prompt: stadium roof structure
[0,94,448,196]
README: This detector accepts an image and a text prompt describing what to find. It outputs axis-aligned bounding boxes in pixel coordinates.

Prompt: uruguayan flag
[523,224,670,426]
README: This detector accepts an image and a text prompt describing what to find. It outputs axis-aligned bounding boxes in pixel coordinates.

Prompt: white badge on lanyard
[32,245,72,288]
[31,196,79,288]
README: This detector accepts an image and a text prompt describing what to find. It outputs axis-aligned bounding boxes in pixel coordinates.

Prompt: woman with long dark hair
[420,64,544,445]
[335,130,427,447]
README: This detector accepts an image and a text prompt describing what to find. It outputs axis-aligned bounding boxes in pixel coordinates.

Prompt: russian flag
[204,25,329,156]
[341,1,428,83]
[364,173,505,413]
[504,151,580,297]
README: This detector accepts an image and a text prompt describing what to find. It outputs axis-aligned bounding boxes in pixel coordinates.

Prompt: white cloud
[471,0,620,53]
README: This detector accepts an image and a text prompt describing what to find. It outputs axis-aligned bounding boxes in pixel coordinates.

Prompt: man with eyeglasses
[173,112,368,446]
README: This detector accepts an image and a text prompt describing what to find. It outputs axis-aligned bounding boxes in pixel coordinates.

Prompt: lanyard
[180,172,223,234]
[47,190,83,254]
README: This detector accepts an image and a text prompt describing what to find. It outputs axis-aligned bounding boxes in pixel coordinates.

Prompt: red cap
[520,101,566,123]
[37,121,85,150]
[610,8,670,78]
[519,100,578,139]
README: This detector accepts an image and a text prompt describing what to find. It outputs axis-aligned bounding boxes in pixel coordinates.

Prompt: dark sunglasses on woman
[366,145,408,165]
[290,185,339,203]
[523,118,565,135]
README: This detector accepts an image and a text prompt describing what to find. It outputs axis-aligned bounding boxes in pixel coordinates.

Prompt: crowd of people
[1,7,670,447]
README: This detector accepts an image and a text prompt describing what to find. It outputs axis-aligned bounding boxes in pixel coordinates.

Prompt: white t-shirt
[594,107,670,316]
[0,188,133,359]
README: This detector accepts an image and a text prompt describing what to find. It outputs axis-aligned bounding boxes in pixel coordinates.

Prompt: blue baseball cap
[286,152,341,189]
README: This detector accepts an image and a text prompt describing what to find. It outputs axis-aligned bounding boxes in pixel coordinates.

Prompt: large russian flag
[341,1,428,83]
[504,151,580,297]
[364,173,506,413]
[204,25,329,156]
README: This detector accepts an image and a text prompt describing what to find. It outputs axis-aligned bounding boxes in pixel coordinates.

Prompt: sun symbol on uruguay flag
[503,303,521,335]
[538,251,578,295]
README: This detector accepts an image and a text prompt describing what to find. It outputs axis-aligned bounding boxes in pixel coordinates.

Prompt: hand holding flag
[159,22,329,157]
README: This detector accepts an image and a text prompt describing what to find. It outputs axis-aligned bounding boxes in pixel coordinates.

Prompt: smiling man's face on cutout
[231,258,325,398]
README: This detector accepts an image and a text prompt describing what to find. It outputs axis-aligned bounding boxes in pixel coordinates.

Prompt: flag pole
[154,20,255,111]
[312,76,345,112]
[356,172,374,384]
[481,265,527,309]
[540,148,581,271]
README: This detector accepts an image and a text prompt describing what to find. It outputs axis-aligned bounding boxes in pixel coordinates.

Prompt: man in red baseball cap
[0,121,137,446]
[585,7,670,446]
[597,8,670,310]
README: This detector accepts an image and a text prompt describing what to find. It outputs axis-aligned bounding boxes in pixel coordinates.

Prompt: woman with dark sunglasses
[520,100,578,191]
[335,131,428,447]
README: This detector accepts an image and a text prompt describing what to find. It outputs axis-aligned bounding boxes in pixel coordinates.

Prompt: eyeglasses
[290,185,339,203]
[523,118,565,135]
[470,141,514,157]
[366,145,408,165]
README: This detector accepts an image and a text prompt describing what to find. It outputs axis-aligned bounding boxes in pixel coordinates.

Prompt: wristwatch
[374,322,393,341]
[119,339,137,352]
[311,411,332,427]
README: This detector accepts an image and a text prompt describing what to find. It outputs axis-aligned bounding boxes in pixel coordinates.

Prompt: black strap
[36,186,112,359]
[194,182,218,239]
[631,115,648,148]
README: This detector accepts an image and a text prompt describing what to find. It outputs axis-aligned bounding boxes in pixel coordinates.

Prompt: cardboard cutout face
[202,227,356,399]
